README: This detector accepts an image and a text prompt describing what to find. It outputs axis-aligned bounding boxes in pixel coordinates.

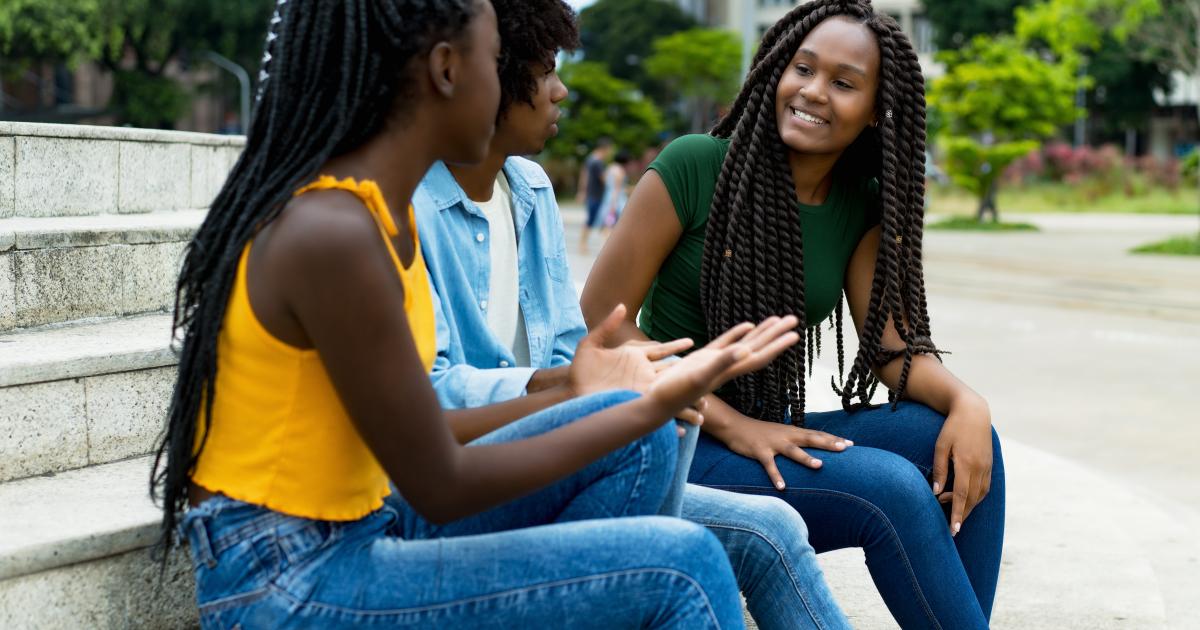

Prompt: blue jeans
[488,402,849,630]
[182,390,745,629]
[690,402,1006,630]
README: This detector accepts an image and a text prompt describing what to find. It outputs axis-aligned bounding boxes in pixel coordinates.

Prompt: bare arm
[844,225,993,532]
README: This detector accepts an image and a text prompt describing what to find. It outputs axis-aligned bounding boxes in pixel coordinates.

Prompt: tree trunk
[977,179,999,223]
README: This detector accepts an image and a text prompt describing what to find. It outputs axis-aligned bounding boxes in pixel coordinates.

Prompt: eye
[833,80,854,90]
[794,64,813,76]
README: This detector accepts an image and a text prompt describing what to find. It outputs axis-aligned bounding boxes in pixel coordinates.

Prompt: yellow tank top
[191,176,437,521]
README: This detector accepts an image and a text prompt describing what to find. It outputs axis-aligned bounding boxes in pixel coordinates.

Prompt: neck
[321,120,438,217]
[787,151,842,205]
[448,142,509,202]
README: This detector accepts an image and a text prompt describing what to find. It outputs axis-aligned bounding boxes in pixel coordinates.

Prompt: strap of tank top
[294,175,419,276]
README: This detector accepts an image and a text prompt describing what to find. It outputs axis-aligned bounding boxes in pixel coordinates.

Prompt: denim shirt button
[475,233,485,242]
[480,300,488,310]
[499,360,509,368]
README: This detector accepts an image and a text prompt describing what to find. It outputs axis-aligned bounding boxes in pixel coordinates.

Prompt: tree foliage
[0,0,101,63]
[578,0,696,98]
[929,36,1081,219]
[545,61,663,164]
[0,0,272,127]
[645,28,741,132]
[922,0,1031,49]
[1015,0,1161,66]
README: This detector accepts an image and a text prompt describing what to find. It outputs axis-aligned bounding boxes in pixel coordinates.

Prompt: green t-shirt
[639,133,881,346]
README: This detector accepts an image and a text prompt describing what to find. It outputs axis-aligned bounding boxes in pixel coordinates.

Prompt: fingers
[642,338,693,361]
[585,304,627,347]
[930,437,950,497]
[708,321,755,348]
[782,443,824,470]
[675,407,703,427]
[721,331,800,380]
[741,315,800,349]
[950,458,971,537]
[757,453,787,490]
[794,429,853,451]
[964,468,989,522]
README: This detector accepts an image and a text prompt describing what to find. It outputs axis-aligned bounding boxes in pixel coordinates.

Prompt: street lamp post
[204,51,251,133]
[741,0,755,80]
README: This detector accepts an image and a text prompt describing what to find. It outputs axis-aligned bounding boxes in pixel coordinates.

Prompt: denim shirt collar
[416,158,551,235]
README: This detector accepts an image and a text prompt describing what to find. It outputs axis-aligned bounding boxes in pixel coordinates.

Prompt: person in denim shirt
[414,2,850,628]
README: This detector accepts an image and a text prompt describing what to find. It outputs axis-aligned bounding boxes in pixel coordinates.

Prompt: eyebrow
[796,48,868,78]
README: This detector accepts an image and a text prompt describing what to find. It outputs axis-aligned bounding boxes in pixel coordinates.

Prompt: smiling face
[775,16,880,159]
[497,60,569,155]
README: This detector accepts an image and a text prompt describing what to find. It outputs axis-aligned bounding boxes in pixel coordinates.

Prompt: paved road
[563,205,1200,628]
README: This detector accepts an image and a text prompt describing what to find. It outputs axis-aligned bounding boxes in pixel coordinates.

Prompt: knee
[739,493,811,547]
[640,517,730,576]
[728,494,817,566]
[989,426,1006,482]
[854,452,941,513]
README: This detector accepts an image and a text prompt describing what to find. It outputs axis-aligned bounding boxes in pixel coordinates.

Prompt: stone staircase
[0,122,241,628]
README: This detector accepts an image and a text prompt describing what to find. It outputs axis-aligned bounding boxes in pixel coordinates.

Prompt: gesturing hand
[569,304,694,398]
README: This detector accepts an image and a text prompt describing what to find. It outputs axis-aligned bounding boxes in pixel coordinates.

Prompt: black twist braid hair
[700,0,940,426]
[150,0,480,553]
[490,0,578,117]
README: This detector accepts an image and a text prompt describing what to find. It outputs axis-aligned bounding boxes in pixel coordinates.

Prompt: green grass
[927,216,1039,232]
[928,184,1199,216]
[1130,234,1200,256]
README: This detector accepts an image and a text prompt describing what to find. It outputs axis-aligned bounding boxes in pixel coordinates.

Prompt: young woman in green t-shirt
[582,1,1004,628]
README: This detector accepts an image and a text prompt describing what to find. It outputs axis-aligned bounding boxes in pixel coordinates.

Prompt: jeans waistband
[182,496,330,563]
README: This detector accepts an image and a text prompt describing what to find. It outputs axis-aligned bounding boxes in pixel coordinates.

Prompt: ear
[426,41,459,99]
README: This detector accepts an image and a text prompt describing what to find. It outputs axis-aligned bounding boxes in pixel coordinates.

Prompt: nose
[550,75,568,104]
[798,81,828,105]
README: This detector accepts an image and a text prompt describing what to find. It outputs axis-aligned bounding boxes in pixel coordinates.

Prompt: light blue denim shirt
[413,158,586,409]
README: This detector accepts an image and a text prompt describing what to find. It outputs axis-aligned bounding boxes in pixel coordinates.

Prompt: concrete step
[0,211,202,332]
[0,121,242,220]
[0,456,196,628]
[0,314,175,483]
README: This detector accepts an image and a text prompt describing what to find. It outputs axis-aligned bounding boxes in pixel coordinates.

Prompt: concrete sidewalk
[564,204,1200,628]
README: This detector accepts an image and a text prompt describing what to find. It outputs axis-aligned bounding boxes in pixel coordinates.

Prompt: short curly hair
[492,0,580,116]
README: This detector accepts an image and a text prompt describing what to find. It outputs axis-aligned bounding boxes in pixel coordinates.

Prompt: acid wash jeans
[181,391,745,629]
[476,408,849,630]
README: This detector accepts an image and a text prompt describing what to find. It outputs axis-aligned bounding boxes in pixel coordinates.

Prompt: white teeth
[791,108,827,124]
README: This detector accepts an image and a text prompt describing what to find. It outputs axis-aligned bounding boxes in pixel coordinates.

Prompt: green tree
[922,0,1032,49]
[929,36,1080,221]
[0,0,102,63]
[1132,0,1200,235]
[0,0,272,128]
[1015,0,1160,65]
[645,28,741,133]
[578,0,696,99]
[545,61,663,182]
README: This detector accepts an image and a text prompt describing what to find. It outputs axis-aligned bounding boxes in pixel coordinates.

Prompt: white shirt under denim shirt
[413,158,585,409]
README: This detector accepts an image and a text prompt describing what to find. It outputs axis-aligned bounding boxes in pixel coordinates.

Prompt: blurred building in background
[0,58,229,133]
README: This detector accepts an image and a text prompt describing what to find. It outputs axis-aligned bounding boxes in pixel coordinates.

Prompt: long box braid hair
[700,0,940,427]
[150,0,480,553]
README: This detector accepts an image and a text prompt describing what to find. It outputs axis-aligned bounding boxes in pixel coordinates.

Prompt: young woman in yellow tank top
[151,1,801,628]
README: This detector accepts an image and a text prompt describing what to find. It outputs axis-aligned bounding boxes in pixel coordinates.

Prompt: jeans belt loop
[191,518,219,569]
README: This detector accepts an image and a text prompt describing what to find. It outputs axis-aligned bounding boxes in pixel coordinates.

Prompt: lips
[789,106,829,125]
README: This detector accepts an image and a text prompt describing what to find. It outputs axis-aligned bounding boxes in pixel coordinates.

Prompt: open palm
[569,305,694,396]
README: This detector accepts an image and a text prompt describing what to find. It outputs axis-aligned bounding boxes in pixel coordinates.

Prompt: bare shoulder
[265,189,381,262]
